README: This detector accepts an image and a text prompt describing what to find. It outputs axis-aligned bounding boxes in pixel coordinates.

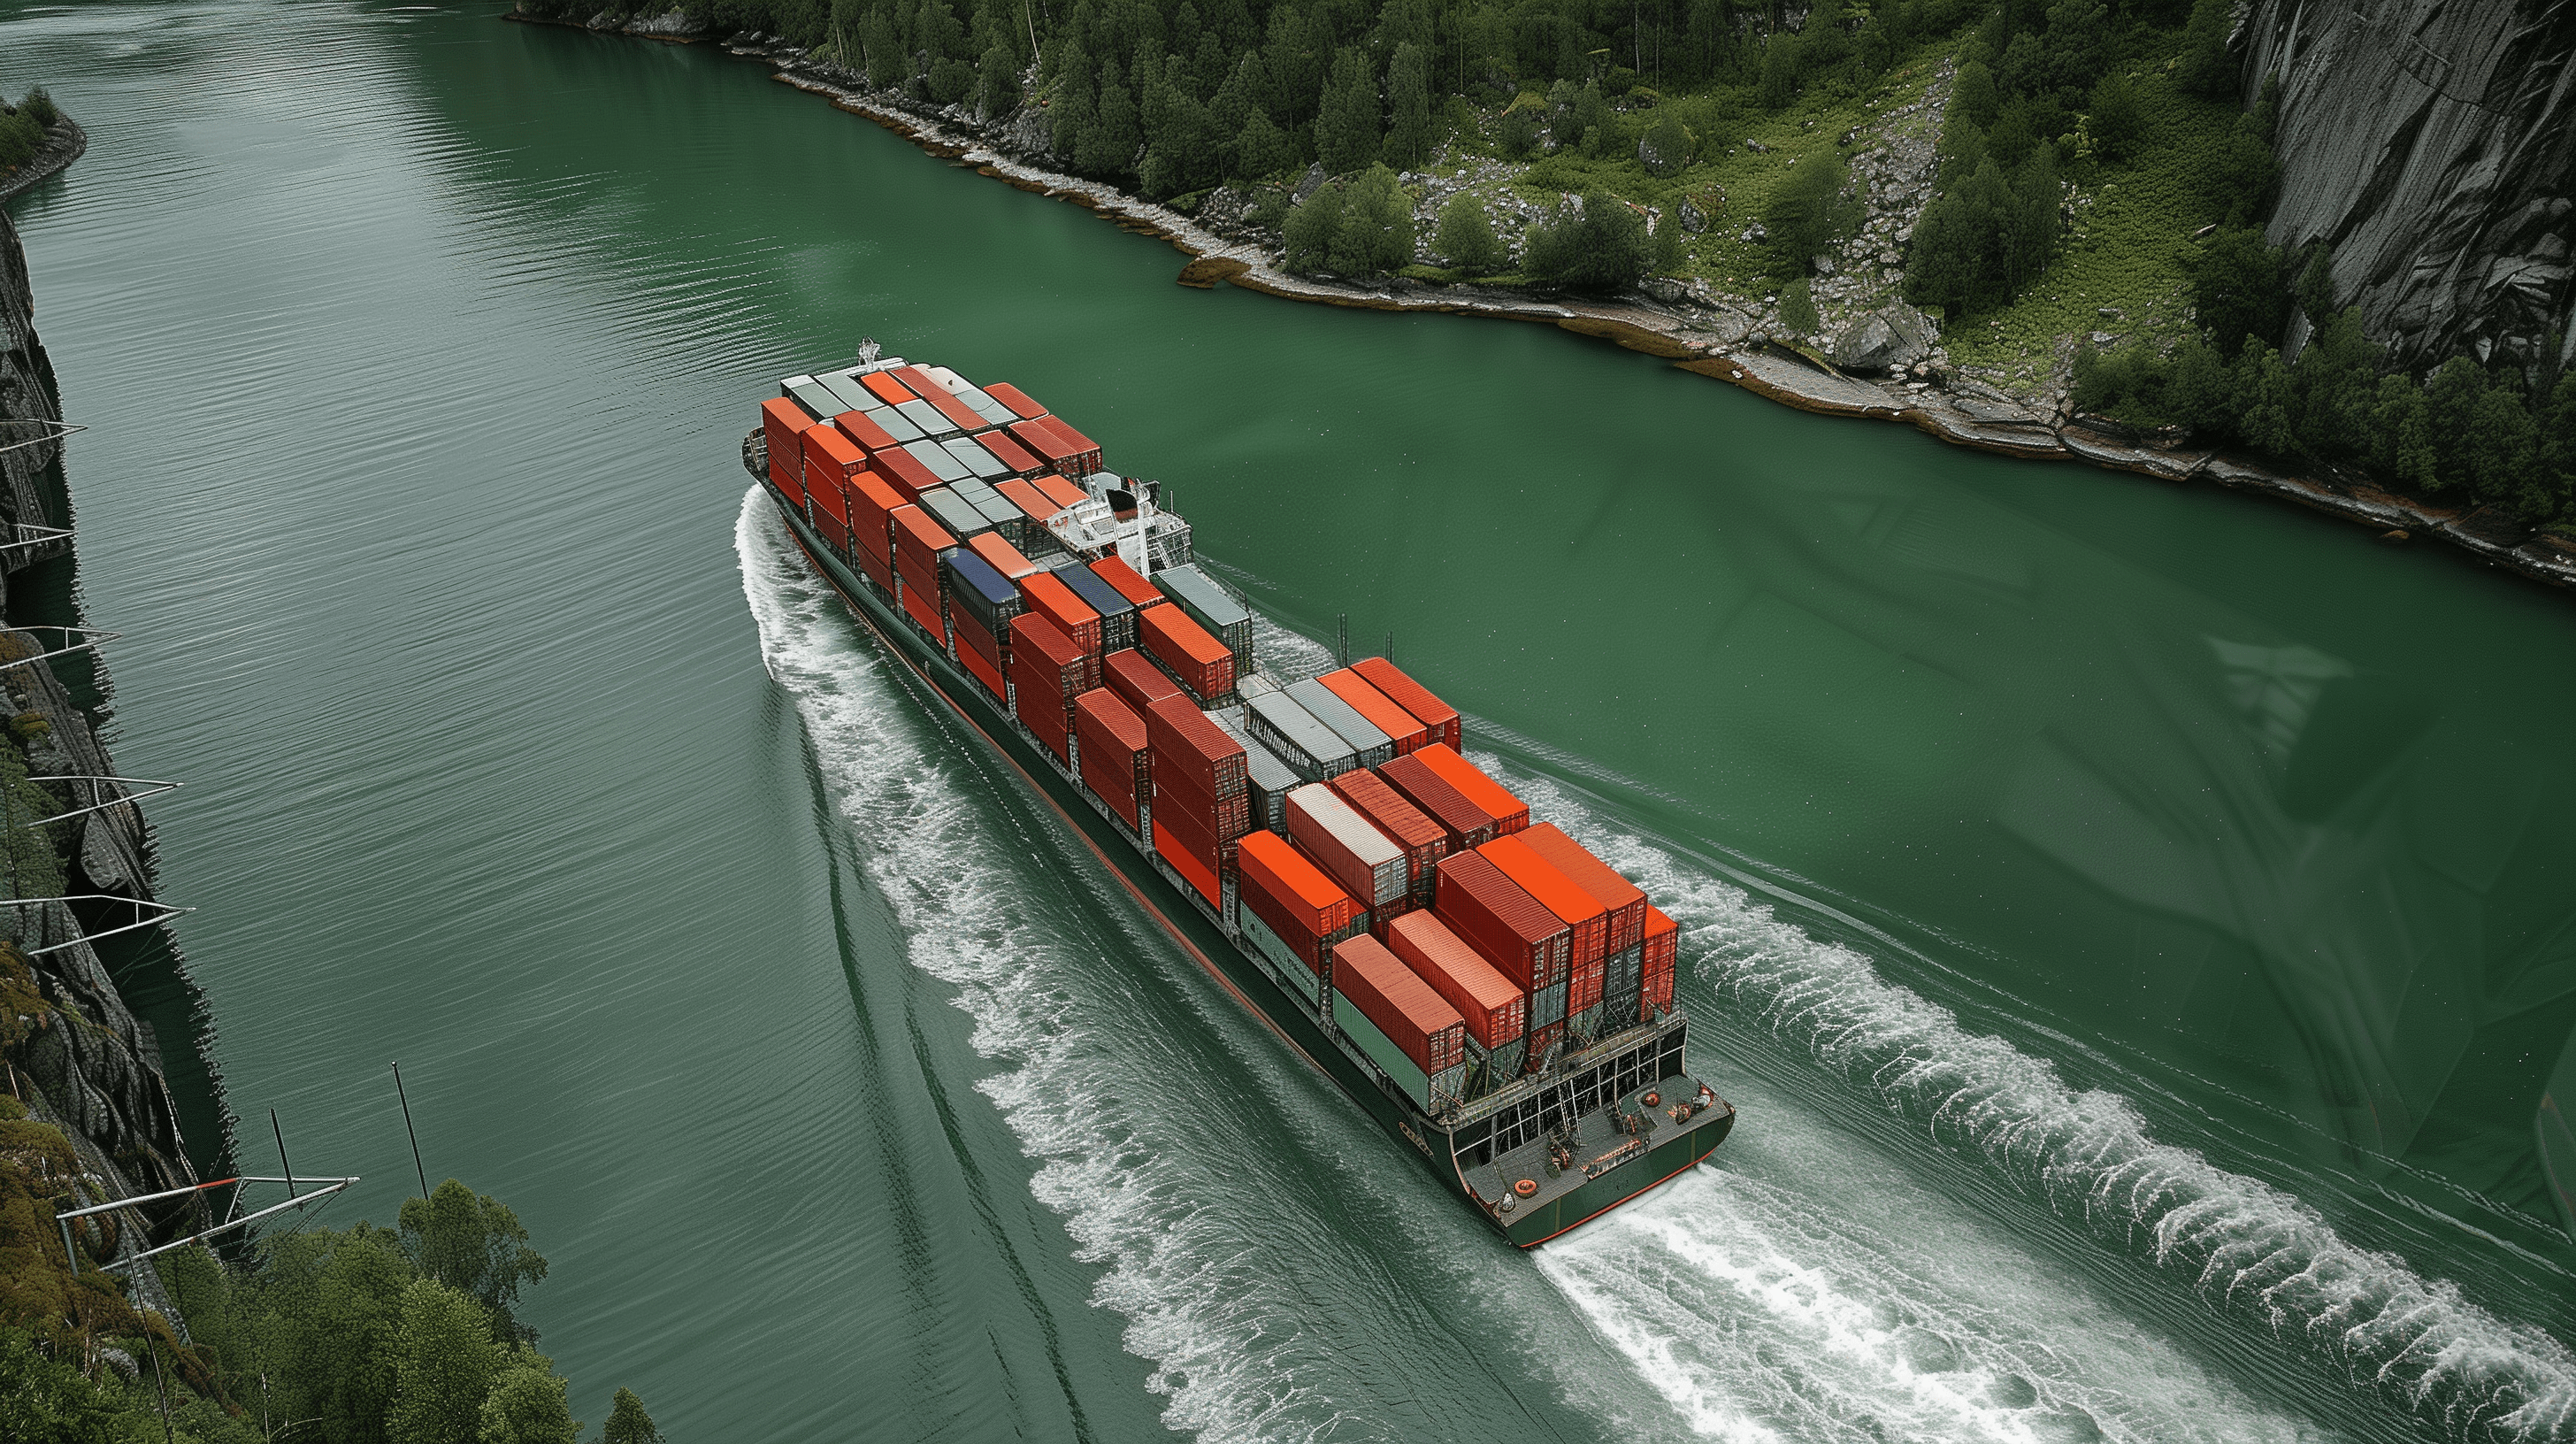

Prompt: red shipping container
[1145,695,1246,798]
[955,609,1002,672]
[889,504,956,572]
[1332,934,1467,1076]
[958,635,1007,702]
[1104,648,1182,718]
[859,370,916,405]
[1152,796,1227,906]
[853,543,893,593]
[970,532,1039,580]
[1008,419,1099,476]
[1326,770,1445,900]
[1643,904,1677,980]
[1315,669,1431,754]
[1032,473,1087,511]
[1377,753,1498,854]
[1434,850,1569,992]
[849,473,904,563]
[1349,657,1461,751]
[977,428,1042,476]
[1140,603,1233,702]
[1075,688,1150,828]
[1569,956,1605,1014]
[1154,759,1250,844]
[1413,745,1530,835]
[1236,831,1362,972]
[834,409,901,452]
[899,576,946,641]
[1019,572,1103,678]
[896,366,990,431]
[994,477,1061,526]
[1088,555,1164,611]
[813,508,851,552]
[871,446,944,500]
[1010,611,1086,746]
[1479,835,1608,970]
[1519,823,1647,955]
[1384,911,1525,1048]
[806,469,850,526]
[801,424,868,503]
[762,397,814,503]
[982,381,1049,420]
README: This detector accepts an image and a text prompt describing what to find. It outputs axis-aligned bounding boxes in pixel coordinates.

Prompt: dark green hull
[750,465,1733,1247]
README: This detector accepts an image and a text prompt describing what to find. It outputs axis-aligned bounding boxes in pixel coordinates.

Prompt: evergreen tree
[602,1388,663,1444]
[2369,373,2439,492]
[2087,71,2143,164]
[1497,102,1541,158]
[2423,356,2488,492]
[2294,242,2336,329]
[1232,108,1300,180]
[1639,111,1692,176]
[864,6,906,88]
[1383,43,1433,168]
[1523,192,1651,292]
[1763,151,1860,274]
[1211,50,1268,135]
[2466,383,2541,509]
[2540,373,2576,517]
[1903,152,2051,316]
[1758,32,1798,107]
[2234,342,2296,455]
[1951,59,1999,129]
[2189,227,2289,357]
[1081,63,1141,178]
[978,41,1021,115]
[2166,336,2237,434]
[2288,307,2379,457]
[1264,5,1329,127]
[1049,50,1098,165]
[1779,277,1819,335]
[387,1280,504,1444]
[1141,87,1224,196]
[2177,0,2237,97]
[1316,46,1380,173]
[1330,164,1416,273]
[1282,181,1347,271]
[2211,110,2277,225]
[400,1179,549,1340]
[1434,192,1506,273]
[1650,214,1688,275]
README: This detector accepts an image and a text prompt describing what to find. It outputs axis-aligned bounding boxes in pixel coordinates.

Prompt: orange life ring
[1514,1178,1539,1198]
[1642,1091,1660,1107]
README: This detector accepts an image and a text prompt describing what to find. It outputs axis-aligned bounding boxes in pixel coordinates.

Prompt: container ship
[743,350,1734,1246]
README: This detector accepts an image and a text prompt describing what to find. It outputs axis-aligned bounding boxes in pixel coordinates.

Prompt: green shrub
[1524,191,1649,292]
[1778,278,1819,335]
[1435,192,1506,273]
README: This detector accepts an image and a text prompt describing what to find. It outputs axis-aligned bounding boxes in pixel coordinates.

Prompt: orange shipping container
[994,477,1061,526]
[1236,831,1363,971]
[1075,687,1150,828]
[1032,472,1088,511]
[848,473,905,561]
[871,447,944,499]
[1479,835,1608,969]
[761,397,814,503]
[1518,823,1647,954]
[1326,769,1445,901]
[834,409,901,451]
[1411,744,1530,834]
[888,504,956,569]
[1434,850,1569,992]
[1331,934,1467,1076]
[957,635,1007,702]
[1019,571,1103,672]
[1104,648,1181,718]
[1384,911,1525,1048]
[1376,752,1498,854]
[1152,795,1226,906]
[982,380,1049,420]
[859,370,916,405]
[896,366,989,431]
[1088,554,1165,610]
[1140,603,1233,702]
[801,423,868,500]
[1348,657,1460,751]
[1316,669,1431,754]
[970,532,1039,580]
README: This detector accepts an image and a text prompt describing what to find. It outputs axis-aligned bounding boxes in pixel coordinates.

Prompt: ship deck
[1461,1072,1729,1224]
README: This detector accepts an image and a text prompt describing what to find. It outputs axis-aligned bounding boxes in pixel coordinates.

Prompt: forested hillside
[529,0,2576,530]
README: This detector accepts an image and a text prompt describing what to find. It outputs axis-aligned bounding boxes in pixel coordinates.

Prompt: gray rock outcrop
[1830,302,1937,373]
[2246,0,2576,370]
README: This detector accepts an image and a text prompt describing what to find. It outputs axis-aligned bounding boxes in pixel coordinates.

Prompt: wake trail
[1489,760,2576,1443]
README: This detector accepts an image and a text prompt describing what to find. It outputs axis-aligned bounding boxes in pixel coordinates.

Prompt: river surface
[4,3,2574,1440]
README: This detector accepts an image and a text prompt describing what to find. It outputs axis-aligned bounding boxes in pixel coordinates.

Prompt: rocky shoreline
[518,12,2576,595]
[0,116,88,206]
[4,169,216,1325]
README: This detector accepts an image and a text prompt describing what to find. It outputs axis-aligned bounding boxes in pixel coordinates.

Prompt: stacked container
[1089,555,1164,613]
[1349,657,1461,751]
[1008,418,1097,477]
[889,505,957,642]
[1326,770,1445,907]
[1105,648,1181,718]
[871,446,945,499]
[1010,612,1087,763]
[1411,745,1530,834]
[944,549,1020,701]
[1140,603,1234,703]
[1053,564,1139,656]
[780,375,846,420]
[1284,784,1407,915]
[981,380,1050,420]
[1018,571,1104,690]
[1283,678,1395,770]
[847,472,905,592]
[1434,850,1572,1061]
[1377,752,1498,853]
[1315,668,1430,754]
[761,396,814,508]
[1640,905,1678,1021]
[1331,934,1468,1111]
[833,408,905,453]
[1209,715,1300,836]
[916,486,991,543]
[1152,565,1254,676]
[1479,835,1610,1044]
[1245,690,1356,782]
[1234,830,1365,1010]
[1519,822,1650,1026]
[1385,911,1528,1086]
[1075,688,1151,833]
[1146,695,1248,907]
[968,533,1039,587]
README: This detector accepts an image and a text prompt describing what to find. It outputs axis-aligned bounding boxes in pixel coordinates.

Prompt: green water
[4,3,2572,1440]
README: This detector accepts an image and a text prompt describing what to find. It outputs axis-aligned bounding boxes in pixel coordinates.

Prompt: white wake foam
[1489,759,2576,1442]
[733,493,1354,1442]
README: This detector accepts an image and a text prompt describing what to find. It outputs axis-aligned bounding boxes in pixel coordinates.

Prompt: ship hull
[751,471,1728,1245]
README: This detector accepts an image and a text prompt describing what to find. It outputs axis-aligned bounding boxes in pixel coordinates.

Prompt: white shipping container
[1286,783,1407,907]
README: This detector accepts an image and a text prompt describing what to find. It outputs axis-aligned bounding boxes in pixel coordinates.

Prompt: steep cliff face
[2,203,211,1288]
[2246,0,2576,371]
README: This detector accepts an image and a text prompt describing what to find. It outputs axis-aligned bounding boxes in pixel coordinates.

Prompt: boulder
[1828,302,1937,373]
[625,9,706,35]
[1677,199,1707,233]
